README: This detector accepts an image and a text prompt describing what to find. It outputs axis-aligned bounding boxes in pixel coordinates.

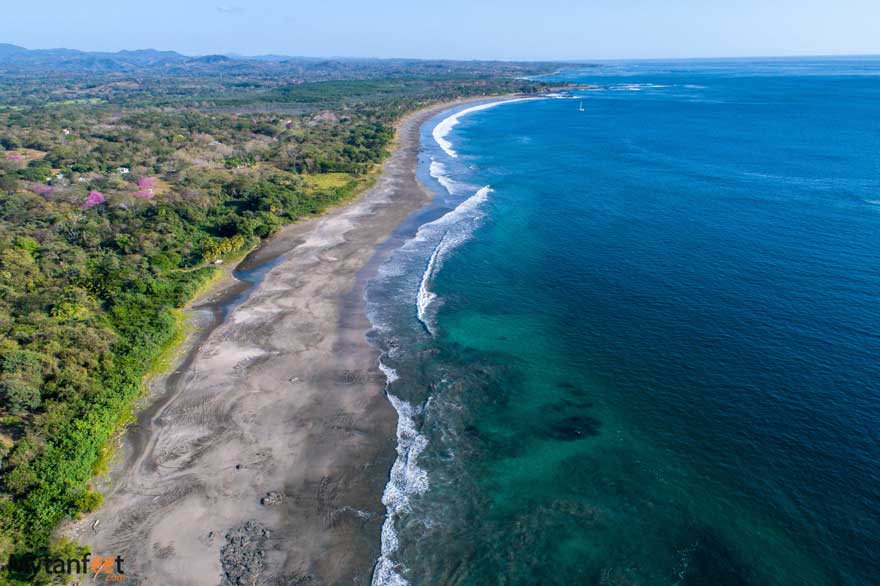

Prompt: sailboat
[578,101,585,112]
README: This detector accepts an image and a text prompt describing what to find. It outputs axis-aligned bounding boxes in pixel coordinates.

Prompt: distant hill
[0,44,350,74]
[0,44,191,71]
[0,43,28,57]
[191,54,233,64]
[0,43,565,87]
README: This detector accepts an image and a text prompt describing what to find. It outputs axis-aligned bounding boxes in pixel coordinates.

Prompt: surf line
[432,98,535,158]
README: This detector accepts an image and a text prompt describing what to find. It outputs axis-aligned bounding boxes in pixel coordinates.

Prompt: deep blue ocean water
[367,58,880,586]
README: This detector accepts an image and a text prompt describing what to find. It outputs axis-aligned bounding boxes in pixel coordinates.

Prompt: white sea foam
[429,159,446,180]
[370,184,493,585]
[429,159,459,195]
[372,374,429,586]
[432,98,533,158]
[378,360,399,384]
[607,83,671,92]
[413,185,492,335]
[416,236,444,335]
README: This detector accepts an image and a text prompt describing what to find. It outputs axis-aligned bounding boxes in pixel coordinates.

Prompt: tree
[0,174,18,194]
[0,349,45,413]
[0,377,41,413]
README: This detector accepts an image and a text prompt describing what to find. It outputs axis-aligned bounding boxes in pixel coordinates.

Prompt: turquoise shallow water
[367,58,880,586]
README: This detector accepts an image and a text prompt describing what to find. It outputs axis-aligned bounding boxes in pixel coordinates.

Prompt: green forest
[0,57,554,583]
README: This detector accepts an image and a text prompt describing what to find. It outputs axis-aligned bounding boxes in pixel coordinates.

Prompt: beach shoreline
[65,95,519,586]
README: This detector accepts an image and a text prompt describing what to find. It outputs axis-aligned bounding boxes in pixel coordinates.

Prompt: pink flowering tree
[136,176,156,199]
[5,153,25,167]
[82,190,106,209]
[30,184,53,199]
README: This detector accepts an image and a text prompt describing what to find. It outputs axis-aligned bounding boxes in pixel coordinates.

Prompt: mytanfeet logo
[7,552,126,581]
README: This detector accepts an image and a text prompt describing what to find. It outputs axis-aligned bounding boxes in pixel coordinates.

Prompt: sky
[2,0,878,61]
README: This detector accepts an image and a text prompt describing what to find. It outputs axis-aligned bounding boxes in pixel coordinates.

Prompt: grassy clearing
[301,172,355,191]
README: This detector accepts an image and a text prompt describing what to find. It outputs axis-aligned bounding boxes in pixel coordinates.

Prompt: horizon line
[3,42,880,64]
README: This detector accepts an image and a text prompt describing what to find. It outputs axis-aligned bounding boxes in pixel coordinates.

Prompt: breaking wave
[412,185,492,335]
[432,98,532,158]
[372,362,429,586]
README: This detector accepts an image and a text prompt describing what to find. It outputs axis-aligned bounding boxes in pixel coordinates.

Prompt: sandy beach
[64,98,501,586]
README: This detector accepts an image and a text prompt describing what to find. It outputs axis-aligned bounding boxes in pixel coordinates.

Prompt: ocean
[365,58,880,586]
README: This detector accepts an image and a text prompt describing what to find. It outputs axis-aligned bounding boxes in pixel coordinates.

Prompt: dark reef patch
[682,527,757,586]
[541,414,601,440]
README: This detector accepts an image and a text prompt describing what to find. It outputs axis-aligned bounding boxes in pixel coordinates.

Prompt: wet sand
[65,98,505,586]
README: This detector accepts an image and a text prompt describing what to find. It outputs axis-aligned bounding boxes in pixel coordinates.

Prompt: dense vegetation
[0,54,555,583]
